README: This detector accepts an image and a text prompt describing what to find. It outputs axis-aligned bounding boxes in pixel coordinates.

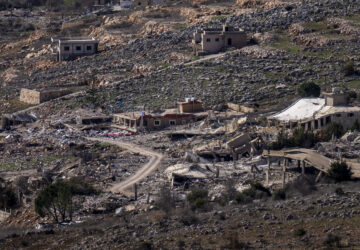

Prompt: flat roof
[51,37,98,43]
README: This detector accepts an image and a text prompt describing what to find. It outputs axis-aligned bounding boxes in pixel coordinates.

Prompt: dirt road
[87,137,164,193]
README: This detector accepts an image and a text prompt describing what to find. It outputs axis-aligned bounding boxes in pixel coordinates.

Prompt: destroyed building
[113,99,206,132]
[268,88,360,131]
[51,37,99,62]
[20,88,72,105]
[192,25,247,55]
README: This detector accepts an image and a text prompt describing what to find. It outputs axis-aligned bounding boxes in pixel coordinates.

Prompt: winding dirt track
[87,137,164,193]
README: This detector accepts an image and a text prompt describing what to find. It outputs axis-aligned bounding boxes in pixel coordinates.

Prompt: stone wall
[20,88,72,105]
[20,88,41,105]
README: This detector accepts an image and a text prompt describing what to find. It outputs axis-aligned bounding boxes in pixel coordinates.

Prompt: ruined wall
[20,88,71,105]
[20,88,41,105]
[39,89,72,103]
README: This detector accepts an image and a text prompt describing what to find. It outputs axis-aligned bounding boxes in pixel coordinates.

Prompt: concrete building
[268,88,360,131]
[192,25,247,55]
[20,88,72,105]
[113,99,206,132]
[177,98,203,113]
[51,37,99,62]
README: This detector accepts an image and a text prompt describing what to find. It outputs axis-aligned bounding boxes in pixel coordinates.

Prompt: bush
[270,128,319,150]
[179,208,198,226]
[35,179,96,223]
[293,228,306,237]
[273,188,286,200]
[343,61,355,76]
[155,186,175,215]
[335,187,345,195]
[323,234,341,248]
[327,161,352,182]
[193,198,206,209]
[285,176,317,196]
[297,82,321,97]
[325,122,343,140]
[235,182,271,204]
[0,187,18,209]
[187,188,208,203]
[349,119,360,132]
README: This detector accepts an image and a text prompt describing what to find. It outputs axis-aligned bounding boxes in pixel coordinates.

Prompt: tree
[343,61,355,76]
[297,82,321,97]
[327,161,352,182]
[35,180,73,223]
[325,122,343,140]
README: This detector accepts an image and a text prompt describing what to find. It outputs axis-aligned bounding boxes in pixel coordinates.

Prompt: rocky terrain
[0,0,360,249]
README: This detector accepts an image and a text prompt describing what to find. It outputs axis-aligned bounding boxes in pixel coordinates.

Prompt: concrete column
[282,158,287,188]
[266,157,270,185]
[315,171,323,182]
[301,161,306,175]
[134,184,137,201]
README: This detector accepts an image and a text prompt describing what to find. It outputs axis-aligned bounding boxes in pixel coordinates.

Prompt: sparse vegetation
[273,188,286,200]
[155,186,175,215]
[327,161,352,182]
[187,188,208,210]
[35,179,97,223]
[325,122,344,140]
[335,187,345,195]
[270,128,319,150]
[343,61,355,76]
[297,82,321,97]
[293,228,306,237]
[0,187,18,209]
[323,234,342,248]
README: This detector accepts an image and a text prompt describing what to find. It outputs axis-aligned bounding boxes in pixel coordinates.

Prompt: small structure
[51,37,99,62]
[20,88,72,105]
[113,99,206,132]
[177,98,204,113]
[268,88,360,131]
[192,25,247,55]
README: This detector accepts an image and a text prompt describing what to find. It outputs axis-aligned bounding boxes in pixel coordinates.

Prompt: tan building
[20,88,72,105]
[177,98,203,113]
[268,88,360,131]
[113,99,206,132]
[51,37,99,62]
[192,25,247,55]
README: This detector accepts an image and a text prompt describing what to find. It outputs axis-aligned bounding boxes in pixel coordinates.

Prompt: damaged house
[268,88,360,131]
[51,37,99,62]
[112,99,206,132]
[192,25,247,55]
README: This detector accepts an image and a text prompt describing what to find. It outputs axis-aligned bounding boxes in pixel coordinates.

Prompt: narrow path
[87,137,164,193]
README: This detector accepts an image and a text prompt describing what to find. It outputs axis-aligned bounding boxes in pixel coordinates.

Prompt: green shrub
[187,188,208,211]
[297,82,321,97]
[343,61,355,76]
[270,128,319,150]
[325,122,343,140]
[35,179,97,223]
[335,187,344,195]
[0,187,18,209]
[193,198,206,209]
[349,119,360,132]
[323,234,341,248]
[155,186,175,215]
[273,188,286,200]
[285,176,317,196]
[235,182,271,204]
[187,188,208,203]
[327,161,352,182]
[293,228,306,237]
